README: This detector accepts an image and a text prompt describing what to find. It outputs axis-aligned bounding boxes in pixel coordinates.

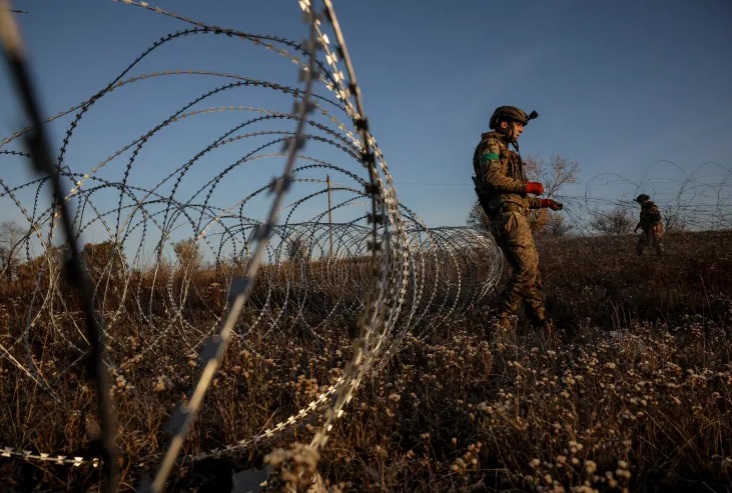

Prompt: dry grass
[0,230,730,492]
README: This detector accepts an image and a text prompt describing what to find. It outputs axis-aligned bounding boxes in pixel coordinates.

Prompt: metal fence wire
[2,1,730,492]
[0,1,504,491]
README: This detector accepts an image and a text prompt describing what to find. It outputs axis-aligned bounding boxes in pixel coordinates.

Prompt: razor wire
[545,162,732,235]
[0,1,120,491]
[4,0,729,489]
[0,0,506,489]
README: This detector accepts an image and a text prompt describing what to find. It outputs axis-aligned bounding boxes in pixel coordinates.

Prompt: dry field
[0,230,731,492]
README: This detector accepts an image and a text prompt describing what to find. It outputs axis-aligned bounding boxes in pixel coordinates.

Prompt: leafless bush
[589,206,634,236]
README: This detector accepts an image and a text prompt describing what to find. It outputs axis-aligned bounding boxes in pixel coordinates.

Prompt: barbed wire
[549,165,732,234]
[1,1,729,491]
[0,1,120,491]
[0,0,504,490]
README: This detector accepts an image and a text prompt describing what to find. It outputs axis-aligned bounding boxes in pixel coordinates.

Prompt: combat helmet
[634,194,650,203]
[489,106,538,130]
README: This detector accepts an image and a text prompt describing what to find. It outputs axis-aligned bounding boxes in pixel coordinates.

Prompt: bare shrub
[589,206,634,236]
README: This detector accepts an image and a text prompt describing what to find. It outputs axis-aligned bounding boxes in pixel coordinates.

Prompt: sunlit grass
[0,230,730,491]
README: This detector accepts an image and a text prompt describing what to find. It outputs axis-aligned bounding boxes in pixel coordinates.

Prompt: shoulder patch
[481,152,500,163]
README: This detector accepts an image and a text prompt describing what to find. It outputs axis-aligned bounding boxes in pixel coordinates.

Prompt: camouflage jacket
[637,201,662,230]
[472,131,541,214]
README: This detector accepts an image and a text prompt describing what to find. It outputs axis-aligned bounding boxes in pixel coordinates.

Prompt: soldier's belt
[499,203,524,213]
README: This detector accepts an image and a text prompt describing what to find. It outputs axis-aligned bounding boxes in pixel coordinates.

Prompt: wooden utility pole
[326,174,333,256]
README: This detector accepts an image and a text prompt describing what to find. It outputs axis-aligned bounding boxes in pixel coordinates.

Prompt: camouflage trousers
[491,211,546,324]
[636,223,664,256]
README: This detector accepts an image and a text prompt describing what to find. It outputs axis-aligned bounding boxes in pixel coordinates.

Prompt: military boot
[538,319,556,339]
[636,241,644,256]
[528,311,554,339]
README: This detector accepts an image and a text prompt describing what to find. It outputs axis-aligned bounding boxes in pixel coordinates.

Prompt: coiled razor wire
[5,1,728,490]
[0,0,506,490]
[0,1,119,491]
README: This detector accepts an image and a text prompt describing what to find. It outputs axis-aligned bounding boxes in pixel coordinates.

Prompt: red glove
[526,182,544,195]
[540,199,563,211]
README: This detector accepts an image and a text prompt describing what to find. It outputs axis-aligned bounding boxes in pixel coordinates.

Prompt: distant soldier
[634,194,664,256]
[472,105,564,335]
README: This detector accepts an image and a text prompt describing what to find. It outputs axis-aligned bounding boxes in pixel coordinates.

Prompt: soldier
[634,194,664,256]
[472,105,563,335]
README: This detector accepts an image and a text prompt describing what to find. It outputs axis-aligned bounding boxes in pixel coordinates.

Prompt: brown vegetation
[0,230,730,492]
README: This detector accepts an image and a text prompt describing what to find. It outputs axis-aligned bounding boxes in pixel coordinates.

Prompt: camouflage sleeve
[528,197,542,209]
[479,138,526,194]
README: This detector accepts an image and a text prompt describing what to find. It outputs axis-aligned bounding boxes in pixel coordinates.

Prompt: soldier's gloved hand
[526,181,544,195]
[540,199,563,211]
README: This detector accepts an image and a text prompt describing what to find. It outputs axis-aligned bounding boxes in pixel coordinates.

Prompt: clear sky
[2,0,731,230]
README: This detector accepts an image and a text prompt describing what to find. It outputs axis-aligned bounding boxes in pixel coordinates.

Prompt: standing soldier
[472,105,564,335]
[634,194,664,256]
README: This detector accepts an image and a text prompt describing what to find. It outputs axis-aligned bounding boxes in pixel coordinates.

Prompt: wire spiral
[0,0,504,488]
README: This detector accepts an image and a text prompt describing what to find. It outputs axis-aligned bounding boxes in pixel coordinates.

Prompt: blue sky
[1,0,731,232]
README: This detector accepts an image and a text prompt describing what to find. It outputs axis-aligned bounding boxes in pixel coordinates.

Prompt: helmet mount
[489,106,538,130]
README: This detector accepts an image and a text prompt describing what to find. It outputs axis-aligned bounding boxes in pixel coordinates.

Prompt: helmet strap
[498,120,520,149]
[508,122,519,149]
